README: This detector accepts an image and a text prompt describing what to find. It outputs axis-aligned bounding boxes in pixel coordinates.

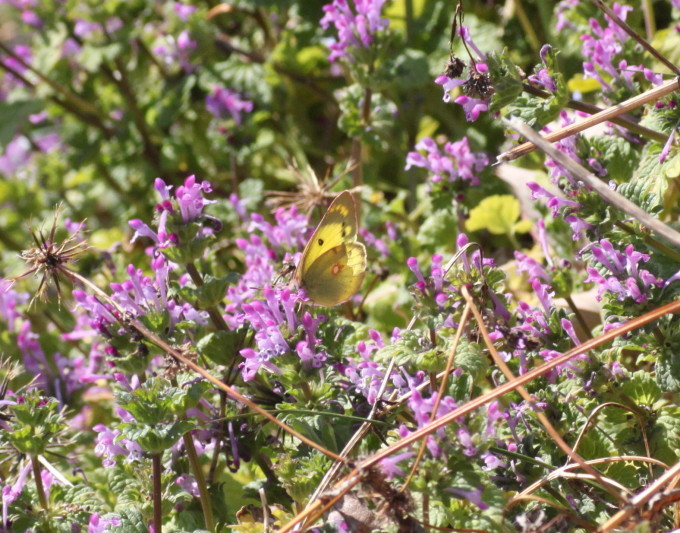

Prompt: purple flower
[88,513,122,533]
[453,94,489,122]
[154,31,196,72]
[435,27,491,121]
[93,424,144,467]
[584,239,663,303]
[434,74,466,103]
[20,9,41,27]
[398,390,458,457]
[528,46,558,91]
[206,87,253,125]
[514,252,551,283]
[175,473,200,497]
[174,2,197,21]
[579,3,658,94]
[448,486,489,510]
[405,136,488,187]
[379,451,414,479]
[320,0,389,62]
[175,175,213,223]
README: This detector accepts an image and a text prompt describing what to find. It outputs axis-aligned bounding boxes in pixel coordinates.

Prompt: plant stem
[208,390,227,485]
[564,295,593,340]
[31,455,49,513]
[152,452,163,533]
[615,220,680,263]
[641,0,655,39]
[183,432,215,532]
[185,262,230,331]
[523,84,668,144]
[513,0,541,52]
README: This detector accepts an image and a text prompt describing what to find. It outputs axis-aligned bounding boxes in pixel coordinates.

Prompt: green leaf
[619,371,661,406]
[197,329,242,365]
[465,194,520,235]
[0,100,45,146]
[417,207,457,248]
[486,51,523,113]
[452,339,488,384]
[656,348,680,392]
[111,508,148,533]
[177,273,240,310]
[337,84,398,147]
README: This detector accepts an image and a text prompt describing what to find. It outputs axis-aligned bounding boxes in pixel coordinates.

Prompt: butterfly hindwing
[301,242,367,307]
[291,190,366,306]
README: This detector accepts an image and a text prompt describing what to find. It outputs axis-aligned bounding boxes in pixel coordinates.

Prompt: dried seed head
[463,69,495,100]
[444,56,466,79]
[10,206,89,304]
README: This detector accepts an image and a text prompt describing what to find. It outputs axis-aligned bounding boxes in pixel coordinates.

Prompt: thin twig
[498,78,680,162]
[279,297,680,531]
[521,83,668,144]
[504,117,680,250]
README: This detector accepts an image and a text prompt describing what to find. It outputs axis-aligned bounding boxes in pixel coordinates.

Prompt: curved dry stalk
[461,286,622,503]
[597,460,680,531]
[399,301,472,493]
[515,454,669,503]
[61,268,346,464]
[504,493,598,531]
[570,402,654,478]
[279,297,680,532]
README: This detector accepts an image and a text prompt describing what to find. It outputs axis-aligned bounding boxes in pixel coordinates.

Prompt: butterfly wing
[300,242,367,307]
[292,190,366,306]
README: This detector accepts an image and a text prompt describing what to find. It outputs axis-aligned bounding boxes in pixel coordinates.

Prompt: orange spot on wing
[331,263,345,276]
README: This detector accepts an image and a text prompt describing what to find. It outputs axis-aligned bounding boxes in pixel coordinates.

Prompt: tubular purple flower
[88,513,122,533]
[174,2,197,21]
[560,318,581,345]
[378,451,414,479]
[407,257,425,283]
[206,87,254,125]
[448,487,489,510]
[514,252,551,283]
[320,0,389,62]
[175,473,200,497]
[531,279,554,314]
[175,175,213,222]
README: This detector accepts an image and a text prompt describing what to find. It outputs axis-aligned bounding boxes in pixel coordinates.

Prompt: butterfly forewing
[291,190,367,306]
[294,191,359,282]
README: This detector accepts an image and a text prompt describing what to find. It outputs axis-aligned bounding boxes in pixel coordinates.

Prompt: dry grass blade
[504,117,680,249]
[61,268,347,465]
[498,78,679,162]
[279,296,680,532]
[570,402,654,478]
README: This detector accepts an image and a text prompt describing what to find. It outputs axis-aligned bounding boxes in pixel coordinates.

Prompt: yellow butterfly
[290,190,367,307]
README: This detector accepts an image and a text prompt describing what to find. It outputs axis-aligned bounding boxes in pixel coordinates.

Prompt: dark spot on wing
[318,238,324,246]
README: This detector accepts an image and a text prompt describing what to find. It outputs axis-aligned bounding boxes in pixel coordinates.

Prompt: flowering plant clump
[1,1,680,532]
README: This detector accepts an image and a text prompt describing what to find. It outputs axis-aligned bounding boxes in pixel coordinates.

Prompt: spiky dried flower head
[265,162,361,215]
[10,205,89,305]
